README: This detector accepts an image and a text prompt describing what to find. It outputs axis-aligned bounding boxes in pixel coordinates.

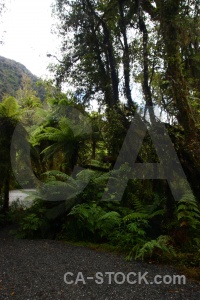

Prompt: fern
[134,235,176,260]
[14,205,48,239]
[145,194,166,216]
[110,194,168,259]
[123,196,164,223]
[97,211,121,237]
[127,222,146,236]
[131,195,147,214]
[43,170,71,182]
[123,212,149,222]
[148,209,165,219]
[68,203,121,238]
[177,192,200,229]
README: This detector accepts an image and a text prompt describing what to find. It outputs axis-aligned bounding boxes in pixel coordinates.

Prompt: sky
[0,0,149,113]
[0,0,60,78]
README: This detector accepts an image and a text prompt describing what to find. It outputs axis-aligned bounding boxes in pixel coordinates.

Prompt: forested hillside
[0,56,45,100]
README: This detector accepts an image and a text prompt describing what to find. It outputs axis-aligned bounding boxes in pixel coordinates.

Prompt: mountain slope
[0,56,45,101]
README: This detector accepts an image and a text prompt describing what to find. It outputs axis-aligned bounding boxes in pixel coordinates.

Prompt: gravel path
[0,226,200,300]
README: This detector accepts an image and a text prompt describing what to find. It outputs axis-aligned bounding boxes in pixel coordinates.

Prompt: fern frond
[123,212,148,223]
[149,209,165,219]
[97,211,121,236]
[43,170,70,182]
[132,196,146,213]
[134,235,176,260]
[177,192,200,229]
[98,211,121,221]
[127,222,146,236]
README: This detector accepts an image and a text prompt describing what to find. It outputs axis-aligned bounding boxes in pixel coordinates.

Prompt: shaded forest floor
[0,225,200,300]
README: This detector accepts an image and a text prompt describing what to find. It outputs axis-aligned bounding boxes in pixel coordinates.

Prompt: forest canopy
[50,0,200,192]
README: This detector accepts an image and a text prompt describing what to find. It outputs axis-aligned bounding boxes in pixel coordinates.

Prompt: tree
[16,75,41,127]
[32,94,92,175]
[0,97,21,212]
[154,0,200,168]
[53,0,139,110]
[52,0,200,198]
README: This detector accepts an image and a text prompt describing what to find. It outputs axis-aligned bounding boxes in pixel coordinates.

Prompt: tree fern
[0,96,21,118]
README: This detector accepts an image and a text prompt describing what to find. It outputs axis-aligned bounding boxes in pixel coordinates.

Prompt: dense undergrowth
[1,166,200,281]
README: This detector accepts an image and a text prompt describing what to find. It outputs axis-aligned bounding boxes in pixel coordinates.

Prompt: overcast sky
[0,0,144,112]
[0,0,60,78]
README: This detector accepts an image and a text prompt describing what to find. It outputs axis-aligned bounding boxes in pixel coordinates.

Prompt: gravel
[0,226,200,300]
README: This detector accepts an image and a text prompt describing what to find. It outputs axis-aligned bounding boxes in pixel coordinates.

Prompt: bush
[12,198,49,239]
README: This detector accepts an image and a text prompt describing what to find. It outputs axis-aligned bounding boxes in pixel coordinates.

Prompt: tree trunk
[86,0,119,106]
[138,0,156,123]
[2,175,10,213]
[158,0,200,172]
[118,0,134,109]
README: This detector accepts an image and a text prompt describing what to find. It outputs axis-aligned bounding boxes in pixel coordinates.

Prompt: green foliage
[133,235,176,261]
[16,213,44,238]
[59,191,171,261]
[40,169,91,202]
[109,195,163,259]
[109,219,147,254]
[11,166,168,262]
[12,169,94,238]
[103,107,129,156]
[33,111,91,173]
[67,203,121,239]
[123,197,165,223]
[12,198,49,239]
[0,56,44,101]
[0,97,21,212]
[9,165,200,268]
[177,192,200,229]
[0,0,200,276]
[0,96,20,118]
[6,199,27,223]
[43,170,71,182]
